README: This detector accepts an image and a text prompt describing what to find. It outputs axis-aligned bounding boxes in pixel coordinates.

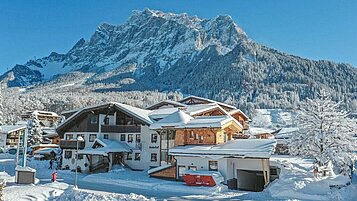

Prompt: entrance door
[112,153,123,165]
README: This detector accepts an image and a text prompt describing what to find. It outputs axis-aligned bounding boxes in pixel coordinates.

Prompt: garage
[237,169,265,191]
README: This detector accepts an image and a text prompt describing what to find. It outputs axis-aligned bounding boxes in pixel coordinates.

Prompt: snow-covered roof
[15,121,28,126]
[15,166,36,172]
[148,103,229,122]
[146,100,187,110]
[274,127,299,139]
[248,127,275,135]
[149,107,179,120]
[31,144,59,149]
[176,115,240,129]
[147,164,172,175]
[57,102,153,133]
[184,103,228,116]
[169,139,277,159]
[228,109,250,121]
[33,148,61,155]
[150,110,193,130]
[114,102,153,124]
[0,125,27,134]
[78,138,132,156]
[179,95,237,110]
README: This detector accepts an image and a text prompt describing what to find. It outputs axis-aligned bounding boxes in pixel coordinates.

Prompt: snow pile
[267,157,352,200]
[57,187,155,201]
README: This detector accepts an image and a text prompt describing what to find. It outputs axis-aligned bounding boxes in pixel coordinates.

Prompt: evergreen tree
[289,92,357,176]
[28,113,43,145]
[0,90,4,125]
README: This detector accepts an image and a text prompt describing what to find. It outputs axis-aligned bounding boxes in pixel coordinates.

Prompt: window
[128,134,133,143]
[104,134,108,139]
[64,151,72,159]
[194,133,199,140]
[161,150,168,162]
[189,131,194,139]
[199,136,204,143]
[188,166,197,171]
[135,153,141,161]
[77,134,85,140]
[151,134,158,143]
[75,154,83,160]
[66,134,73,140]
[120,134,125,141]
[127,153,132,160]
[136,134,141,142]
[90,115,98,124]
[178,166,186,178]
[169,130,175,140]
[104,117,109,125]
[89,134,96,142]
[151,153,157,162]
[209,161,218,171]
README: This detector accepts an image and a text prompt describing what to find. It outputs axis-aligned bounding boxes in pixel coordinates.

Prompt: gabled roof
[150,110,193,130]
[228,109,250,121]
[184,103,229,116]
[57,102,152,134]
[0,125,27,134]
[146,100,187,110]
[178,95,236,110]
[148,103,228,121]
[169,139,277,159]
[176,115,242,129]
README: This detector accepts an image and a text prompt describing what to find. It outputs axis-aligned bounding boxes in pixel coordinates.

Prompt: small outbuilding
[170,139,277,192]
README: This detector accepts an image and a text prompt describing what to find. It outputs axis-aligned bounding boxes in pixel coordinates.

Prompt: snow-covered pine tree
[0,93,4,125]
[28,113,43,146]
[289,92,357,176]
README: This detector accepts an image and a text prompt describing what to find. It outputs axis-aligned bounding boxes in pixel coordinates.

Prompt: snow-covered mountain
[1,9,247,86]
[1,9,357,112]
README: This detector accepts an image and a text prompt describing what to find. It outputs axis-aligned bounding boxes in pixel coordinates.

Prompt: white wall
[62,125,161,171]
[175,156,266,183]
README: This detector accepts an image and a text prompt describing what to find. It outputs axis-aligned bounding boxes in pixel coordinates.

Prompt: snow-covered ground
[0,154,356,200]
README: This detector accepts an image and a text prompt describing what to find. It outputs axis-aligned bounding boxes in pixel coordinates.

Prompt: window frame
[150,153,157,162]
[151,134,158,143]
[128,134,133,143]
[134,153,141,161]
[127,153,132,160]
[136,134,141,143]
[89,134,96,142]
[209,161,218,171]
[64,150,72,159]
[120,134,125,141]
[66,134,73,140]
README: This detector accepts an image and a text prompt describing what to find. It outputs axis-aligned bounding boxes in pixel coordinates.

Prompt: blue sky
[0,0,356,73]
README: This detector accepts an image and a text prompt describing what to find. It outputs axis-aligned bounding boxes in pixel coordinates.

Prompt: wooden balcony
[101,125,141,133]
[59,140,85,149]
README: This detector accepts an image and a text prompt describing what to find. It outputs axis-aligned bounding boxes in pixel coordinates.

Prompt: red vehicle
[183,170,224,186]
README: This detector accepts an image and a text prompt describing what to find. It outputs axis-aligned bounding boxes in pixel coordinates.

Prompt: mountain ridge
[1,8,356,113]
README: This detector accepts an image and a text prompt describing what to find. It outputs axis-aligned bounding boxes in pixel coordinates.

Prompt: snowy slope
[1,8,356,112]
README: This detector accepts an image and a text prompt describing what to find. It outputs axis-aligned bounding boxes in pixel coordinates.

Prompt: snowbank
[267,157,352,200]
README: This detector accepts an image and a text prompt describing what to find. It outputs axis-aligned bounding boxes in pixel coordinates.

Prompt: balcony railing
[59,140,85,149]
[101,125,141,133]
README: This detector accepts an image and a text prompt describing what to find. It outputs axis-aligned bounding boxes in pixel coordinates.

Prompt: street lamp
[75,136,84,189]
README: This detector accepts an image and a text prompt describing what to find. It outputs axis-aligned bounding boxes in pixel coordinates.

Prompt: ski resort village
[0,2,357,201]
[0,95,356,200]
